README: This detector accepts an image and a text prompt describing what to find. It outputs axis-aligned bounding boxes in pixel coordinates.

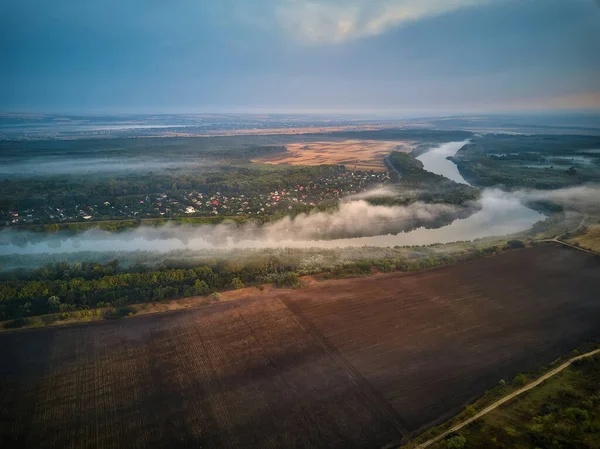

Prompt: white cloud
[276,0,490,43]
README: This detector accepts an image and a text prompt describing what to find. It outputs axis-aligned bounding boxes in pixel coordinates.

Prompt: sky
[1,0,599,114]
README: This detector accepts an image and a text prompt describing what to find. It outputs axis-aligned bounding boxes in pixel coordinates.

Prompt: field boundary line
[276,297,408,442]
[413,348,600,449]
[543,239,599,256]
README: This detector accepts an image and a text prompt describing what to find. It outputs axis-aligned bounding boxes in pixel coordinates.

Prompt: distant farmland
[251,139,413,171]
[1,246,599,448]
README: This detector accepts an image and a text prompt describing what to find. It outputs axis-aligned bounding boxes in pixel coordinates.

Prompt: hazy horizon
[2,0,599,112]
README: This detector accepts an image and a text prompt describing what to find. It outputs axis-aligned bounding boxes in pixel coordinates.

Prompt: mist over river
[0,142,545,256]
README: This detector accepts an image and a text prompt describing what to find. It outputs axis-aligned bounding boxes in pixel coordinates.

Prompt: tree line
[0,244,513,325]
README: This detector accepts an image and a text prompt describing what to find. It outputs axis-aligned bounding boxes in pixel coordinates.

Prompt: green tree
[47,296,61,312]
[193,280,210,296]
[229,277,245,290]
[513,373,528,386]
[445,435,466,449]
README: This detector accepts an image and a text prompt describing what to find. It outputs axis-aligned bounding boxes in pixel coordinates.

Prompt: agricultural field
[281,245,600,435]
[0,297,402,449]
[252,139,413,171]
[1,245,599,448]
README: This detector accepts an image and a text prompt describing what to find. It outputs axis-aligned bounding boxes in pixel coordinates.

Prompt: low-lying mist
[0,157,218,177]
[1,184,596,259]
[0,199,467,255]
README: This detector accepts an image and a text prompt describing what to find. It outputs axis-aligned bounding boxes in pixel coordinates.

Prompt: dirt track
[1,246,599,448]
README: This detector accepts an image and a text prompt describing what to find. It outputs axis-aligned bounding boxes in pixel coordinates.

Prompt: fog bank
[0,157,216,177]
[0,187,551,256]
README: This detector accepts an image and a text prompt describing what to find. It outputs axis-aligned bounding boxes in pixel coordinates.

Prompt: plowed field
[1,246,599,448]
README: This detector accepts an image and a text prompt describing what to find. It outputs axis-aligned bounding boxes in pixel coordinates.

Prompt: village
[1,169,391,227]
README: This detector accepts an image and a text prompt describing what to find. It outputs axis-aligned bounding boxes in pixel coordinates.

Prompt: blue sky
[1,0,599,113]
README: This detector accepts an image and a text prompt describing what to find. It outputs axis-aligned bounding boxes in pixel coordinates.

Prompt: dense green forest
[451,134,600,189]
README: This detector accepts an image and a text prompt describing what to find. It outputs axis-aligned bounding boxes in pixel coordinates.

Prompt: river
[416,140,471,184]
[0,141,545,255]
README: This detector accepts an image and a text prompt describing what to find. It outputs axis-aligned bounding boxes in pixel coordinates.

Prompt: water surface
[416,140,470,184]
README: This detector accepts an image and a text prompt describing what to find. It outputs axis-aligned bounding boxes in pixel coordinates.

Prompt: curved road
[414,348,600,448]
[538,208,597,256]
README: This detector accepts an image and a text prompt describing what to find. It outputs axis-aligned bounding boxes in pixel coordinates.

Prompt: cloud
[276,0,490,43]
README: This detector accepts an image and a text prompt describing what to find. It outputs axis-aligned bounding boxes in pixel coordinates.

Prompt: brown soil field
[1,246,600,448]
[0,298,402,449]
[281,245,600,436]
[252,139,413,171]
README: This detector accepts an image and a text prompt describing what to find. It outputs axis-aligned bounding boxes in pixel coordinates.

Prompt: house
[185,206,196,214]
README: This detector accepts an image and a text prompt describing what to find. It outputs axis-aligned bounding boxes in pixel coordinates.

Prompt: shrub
[505,239,525,249]
[512,373,528,386]
[445,435,467,449]
[104,306,137,320]
[3,317,30,329]
[274,272,301,288]
[374,260,395,273]
[229,277,245,290]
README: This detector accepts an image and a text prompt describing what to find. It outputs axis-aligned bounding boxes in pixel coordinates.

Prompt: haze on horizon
[1,0,599,114]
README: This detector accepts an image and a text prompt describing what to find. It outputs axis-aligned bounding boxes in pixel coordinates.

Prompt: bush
[3,317,30,329]
[229,277,245,290]
[445,435,467,449]
[512,373,528,387]
[274,272,301,288]
[104,306,137,320]
[374,260,396,273]
[505,239,525,250]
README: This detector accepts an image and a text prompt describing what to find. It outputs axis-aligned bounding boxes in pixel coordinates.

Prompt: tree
[47,296,61,312]
[445,435,467,449]
[513,373,528,386]
[229,277,245,290]
[193,280,210,296]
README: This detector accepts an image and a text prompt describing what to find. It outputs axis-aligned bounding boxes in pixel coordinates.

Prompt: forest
[0,245,508,325]
[451,134,600,189]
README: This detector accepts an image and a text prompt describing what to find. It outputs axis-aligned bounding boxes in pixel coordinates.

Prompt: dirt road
[414,348,600,448]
